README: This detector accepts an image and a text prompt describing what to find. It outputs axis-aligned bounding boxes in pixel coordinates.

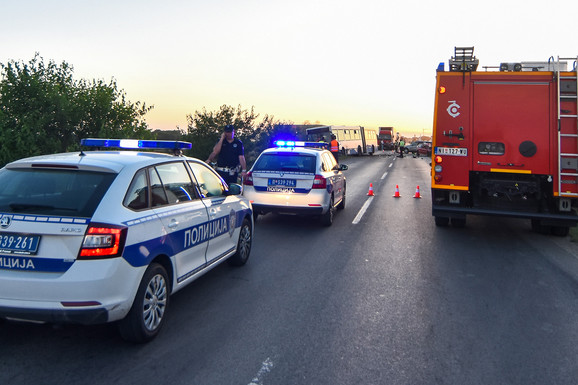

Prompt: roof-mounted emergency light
[274,140,329,149]
[80,138,192,150]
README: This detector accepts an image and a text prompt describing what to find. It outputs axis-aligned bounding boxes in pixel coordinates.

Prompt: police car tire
[228,217,252,266]
[118,263,169,343]
[321,197,335,226]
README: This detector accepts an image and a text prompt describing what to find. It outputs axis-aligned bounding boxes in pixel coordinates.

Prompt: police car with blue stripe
[243,141,347,226]
[0,139,253,342]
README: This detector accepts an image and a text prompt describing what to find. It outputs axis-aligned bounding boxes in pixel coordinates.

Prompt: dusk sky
[2,0,577,137]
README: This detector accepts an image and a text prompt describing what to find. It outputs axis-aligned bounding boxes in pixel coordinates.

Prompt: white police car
[243,141,347,226]
[0,139,253,343]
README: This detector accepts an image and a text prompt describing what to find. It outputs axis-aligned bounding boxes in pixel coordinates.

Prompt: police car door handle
[168,219,179,229]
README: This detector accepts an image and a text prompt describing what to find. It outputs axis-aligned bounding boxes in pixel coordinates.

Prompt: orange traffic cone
[413,185,421,199]
[393,184,401,198]
[367,183,375,196]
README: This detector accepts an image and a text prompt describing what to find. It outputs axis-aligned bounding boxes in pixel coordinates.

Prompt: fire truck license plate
[435,147,467,156]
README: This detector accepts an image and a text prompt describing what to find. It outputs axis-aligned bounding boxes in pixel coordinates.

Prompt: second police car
[243,141,348,226]
[0,139,253,343]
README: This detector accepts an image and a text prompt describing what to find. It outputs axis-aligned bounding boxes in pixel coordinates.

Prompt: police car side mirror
[339,164,348,171]
[227,183,243,195]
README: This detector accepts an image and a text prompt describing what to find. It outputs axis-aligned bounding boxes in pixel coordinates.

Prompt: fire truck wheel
[451,217,466,228]
[531,219,550,235]
[434,216,450,227]
[551,226,570,237]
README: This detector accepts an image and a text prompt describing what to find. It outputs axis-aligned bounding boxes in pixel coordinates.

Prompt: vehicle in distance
[417,142,432,157]
[404,141,426,154]
[0,139,253,343]
[243,141,347,226]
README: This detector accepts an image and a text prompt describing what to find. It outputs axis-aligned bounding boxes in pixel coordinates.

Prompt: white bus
[306,125,378,155]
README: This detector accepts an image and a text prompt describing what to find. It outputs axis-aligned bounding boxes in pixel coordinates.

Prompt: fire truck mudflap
[431,47,578,235]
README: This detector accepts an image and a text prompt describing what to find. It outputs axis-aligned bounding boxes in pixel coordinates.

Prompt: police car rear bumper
[0,258,143,325]
[0,305,109,325]
[252,203,324,216]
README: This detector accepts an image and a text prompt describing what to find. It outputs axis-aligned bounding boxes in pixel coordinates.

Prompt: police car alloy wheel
[119,263,169,343]
[228,218,252,266]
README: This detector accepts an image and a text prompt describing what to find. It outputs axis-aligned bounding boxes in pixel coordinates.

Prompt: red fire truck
[431,47,578,235]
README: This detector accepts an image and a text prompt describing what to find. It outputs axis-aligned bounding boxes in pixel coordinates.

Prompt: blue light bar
[80,138,192,150]
[274,140,328,149]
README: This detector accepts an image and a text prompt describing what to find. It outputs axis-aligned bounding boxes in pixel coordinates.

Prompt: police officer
[206,125,247,185]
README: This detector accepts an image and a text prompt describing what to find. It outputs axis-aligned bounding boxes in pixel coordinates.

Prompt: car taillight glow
[435,155,443,164]
[312,175,327,189]
[79,224,127,259]
[244,171,253,186]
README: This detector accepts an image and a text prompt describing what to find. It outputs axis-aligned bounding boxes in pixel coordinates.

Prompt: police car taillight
[78,224,127,259]
[312,175,327,189]
[244,171,254,186]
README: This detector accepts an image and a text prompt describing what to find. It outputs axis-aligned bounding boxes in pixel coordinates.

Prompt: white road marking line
[248,358,274,385]
[353,162,392,224]
[353,197,374,224]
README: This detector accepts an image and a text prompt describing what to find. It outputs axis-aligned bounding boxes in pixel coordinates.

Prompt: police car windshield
[254,153,316,173]
[0,168,116,217]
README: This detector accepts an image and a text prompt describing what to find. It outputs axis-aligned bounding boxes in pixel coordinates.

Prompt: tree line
[0,54,311,168]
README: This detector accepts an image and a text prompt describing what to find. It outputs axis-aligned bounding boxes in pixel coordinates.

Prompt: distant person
[206,124,247,185]
[330,134,339,163]
[398,138,405,158]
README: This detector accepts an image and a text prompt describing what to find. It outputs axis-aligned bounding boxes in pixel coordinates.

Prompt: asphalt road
[2,152,578,385]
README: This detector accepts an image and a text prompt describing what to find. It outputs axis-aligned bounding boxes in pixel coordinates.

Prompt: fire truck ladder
[557,56,578,198]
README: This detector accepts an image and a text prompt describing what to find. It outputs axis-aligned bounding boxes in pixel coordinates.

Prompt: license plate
[435,147,468,156]
[268,178,296,187]
[0,233,41,255]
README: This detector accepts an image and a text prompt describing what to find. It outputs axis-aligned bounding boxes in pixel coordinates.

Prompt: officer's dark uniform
[216,136,245,185]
